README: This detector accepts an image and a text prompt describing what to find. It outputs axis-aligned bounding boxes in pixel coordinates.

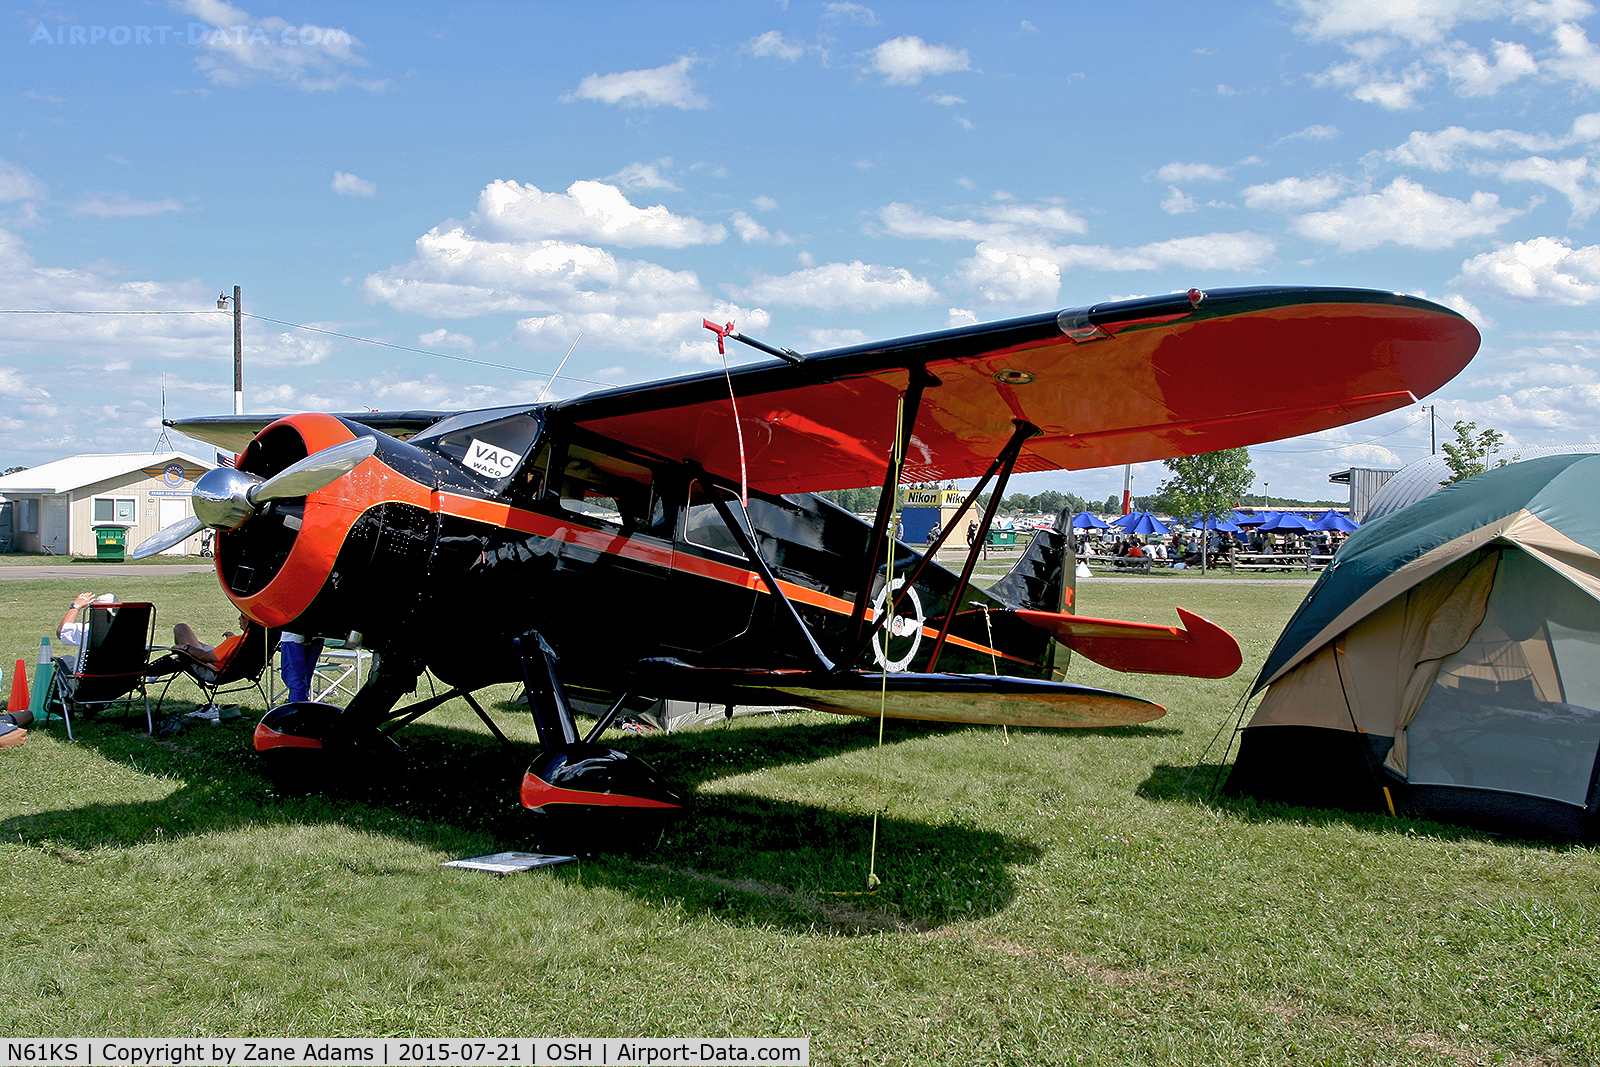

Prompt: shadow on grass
[5,712,1046,932]
[1137,762,1586,850]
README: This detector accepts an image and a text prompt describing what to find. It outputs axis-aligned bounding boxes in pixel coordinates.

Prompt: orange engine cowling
[218,413,441,642]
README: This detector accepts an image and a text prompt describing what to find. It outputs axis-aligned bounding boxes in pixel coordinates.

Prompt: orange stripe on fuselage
[435,492,1030,666]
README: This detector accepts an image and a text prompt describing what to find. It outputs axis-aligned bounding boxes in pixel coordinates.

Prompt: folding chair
[44,601,157,739]
[155,625,281,715]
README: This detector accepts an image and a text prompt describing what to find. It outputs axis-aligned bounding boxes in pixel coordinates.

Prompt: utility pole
[217,285,243,415]
[1430,404,1436,455]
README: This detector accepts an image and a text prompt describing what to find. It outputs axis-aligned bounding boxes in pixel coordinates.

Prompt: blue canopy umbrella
[1259,512,1314,531]
[1311,511,1360,532]
[1071,511,1111,529]
[1232,511,1269,526]
[1189,514,1242,532]
[1112,510,1172,537]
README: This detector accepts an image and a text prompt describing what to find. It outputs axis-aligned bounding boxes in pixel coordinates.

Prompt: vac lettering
[463,439,522,480]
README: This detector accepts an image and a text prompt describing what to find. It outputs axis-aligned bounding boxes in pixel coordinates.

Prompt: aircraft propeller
[130,435,377,559]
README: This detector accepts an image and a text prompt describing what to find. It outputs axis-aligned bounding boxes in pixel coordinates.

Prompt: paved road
[0,565,215,580]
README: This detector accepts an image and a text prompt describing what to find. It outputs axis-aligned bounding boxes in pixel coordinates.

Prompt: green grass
[2,575,1597,1065]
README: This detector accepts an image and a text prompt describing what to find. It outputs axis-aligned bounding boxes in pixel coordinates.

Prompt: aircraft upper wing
[167,410,456,453]
[554,286,1479,495]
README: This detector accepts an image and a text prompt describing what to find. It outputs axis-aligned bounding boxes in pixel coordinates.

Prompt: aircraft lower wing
[628,659,1166,728]
[1010,606,1242,679]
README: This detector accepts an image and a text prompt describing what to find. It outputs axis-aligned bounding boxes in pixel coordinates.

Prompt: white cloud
[331,171,376,197]
[929,93,966,106]
[1441,292,1496,329]
[1546,20,1600,88]
[870,36,971,85]
[752,196,778,212]
[69,194,183,218]
[0,160,44,201]
[1280,124,1340,142]
[804,327,871,349]
[1052,232,1278,272]
[824,2,879,25]
[1453,235,1600,304]
[1157,162,1230,182]
[748,31,806,62]
[562,56,707,109]
[1292,176,1520,251]
[179,0,383,92]
[1287,0,1509,47]
[418,328,476,352]
[956,244,1062,305]
[878,201,1088,242]
[1491,154,1600,221]
[514,302,772,365]
[1161,187,1198,214]
[1318,60,1433,109]
[607,160,680,191]
[1432,38,1538,94]
[727,261,938,310]
[946,308,978,327]
[1242,175,1349,212]
[470,179,725,248]
[730,211,790,244]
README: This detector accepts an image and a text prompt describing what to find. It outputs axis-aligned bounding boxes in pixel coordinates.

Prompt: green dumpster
[94,525,127,562]
[987,529,1017,546]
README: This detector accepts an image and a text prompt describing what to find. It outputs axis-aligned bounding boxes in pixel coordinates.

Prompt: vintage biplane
[137,285,1478,831]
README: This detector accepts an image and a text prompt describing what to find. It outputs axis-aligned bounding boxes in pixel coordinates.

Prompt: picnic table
[1231,551,1336,573]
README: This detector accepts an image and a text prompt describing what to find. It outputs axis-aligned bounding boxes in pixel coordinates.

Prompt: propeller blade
[130,515,205,560]
[249,436,377,505]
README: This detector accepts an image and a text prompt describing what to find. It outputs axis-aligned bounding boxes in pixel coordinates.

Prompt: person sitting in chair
[54,591,118,696]
[147,614,252,683]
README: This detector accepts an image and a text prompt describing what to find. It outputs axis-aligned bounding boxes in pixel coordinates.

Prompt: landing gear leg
[516,633,686,854]
[253,655,421,794]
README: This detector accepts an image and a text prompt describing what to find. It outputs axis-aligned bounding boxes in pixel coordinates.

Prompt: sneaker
[0,721,26,749]
[154,714,185,738]
[215,705,243,722]
[186,706,221,723]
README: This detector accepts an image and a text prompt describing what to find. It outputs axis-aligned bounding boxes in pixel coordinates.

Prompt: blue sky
[6,0,1600,505]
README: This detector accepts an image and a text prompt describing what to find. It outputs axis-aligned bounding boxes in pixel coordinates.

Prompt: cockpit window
[555,445,671,537]
[411,408,542,490]
[683,480,752,559]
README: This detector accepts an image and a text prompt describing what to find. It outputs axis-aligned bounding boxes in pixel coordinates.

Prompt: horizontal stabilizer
[629,660,1165,729]
[1010,606,1242,679]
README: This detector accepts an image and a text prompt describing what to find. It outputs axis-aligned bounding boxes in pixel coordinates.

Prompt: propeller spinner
[131,435,377,559]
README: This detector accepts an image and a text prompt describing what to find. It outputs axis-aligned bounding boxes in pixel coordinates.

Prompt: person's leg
[281,640,319,703]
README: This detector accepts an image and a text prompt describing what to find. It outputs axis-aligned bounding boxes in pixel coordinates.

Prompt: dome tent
[1225,453,1600,839]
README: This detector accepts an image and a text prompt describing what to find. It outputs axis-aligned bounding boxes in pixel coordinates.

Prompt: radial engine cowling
[218,413,441,643]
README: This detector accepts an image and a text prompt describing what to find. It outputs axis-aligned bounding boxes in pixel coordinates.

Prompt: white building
[0,452,215,556]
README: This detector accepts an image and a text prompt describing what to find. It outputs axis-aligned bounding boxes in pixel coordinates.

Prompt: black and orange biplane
[138,285,1478,832]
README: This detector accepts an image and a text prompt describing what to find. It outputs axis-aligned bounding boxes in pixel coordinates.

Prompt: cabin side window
[553,444,672,537]
[682,480,752,559]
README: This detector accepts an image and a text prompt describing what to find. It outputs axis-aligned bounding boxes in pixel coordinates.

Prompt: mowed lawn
[1,572,1597,1065]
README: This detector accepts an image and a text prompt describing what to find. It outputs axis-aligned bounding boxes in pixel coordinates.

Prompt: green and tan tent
[1225,453,1600,839]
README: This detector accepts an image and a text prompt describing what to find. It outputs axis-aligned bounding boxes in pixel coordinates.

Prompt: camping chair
[45,601,157,739]
[155,624,281,715]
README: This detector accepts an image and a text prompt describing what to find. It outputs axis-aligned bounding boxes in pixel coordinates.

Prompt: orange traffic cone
[8,658,28,712]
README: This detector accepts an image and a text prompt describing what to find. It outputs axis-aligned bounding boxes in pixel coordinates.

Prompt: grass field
[2,573,1596,1065]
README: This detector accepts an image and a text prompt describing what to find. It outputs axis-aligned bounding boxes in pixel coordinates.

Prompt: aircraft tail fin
[986,507,1075,615]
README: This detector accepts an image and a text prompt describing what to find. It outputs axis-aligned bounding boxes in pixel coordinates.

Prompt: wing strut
[924,419,1039,672]
[846,372,935,656]
[842,419,1038,672]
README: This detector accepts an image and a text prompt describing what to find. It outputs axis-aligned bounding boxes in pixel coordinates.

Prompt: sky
[6,0,1600,506]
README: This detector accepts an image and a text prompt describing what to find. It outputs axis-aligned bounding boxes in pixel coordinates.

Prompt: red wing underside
[563,290,1479,493]
[628,662,1166,728]
[1011,606,1243,679]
